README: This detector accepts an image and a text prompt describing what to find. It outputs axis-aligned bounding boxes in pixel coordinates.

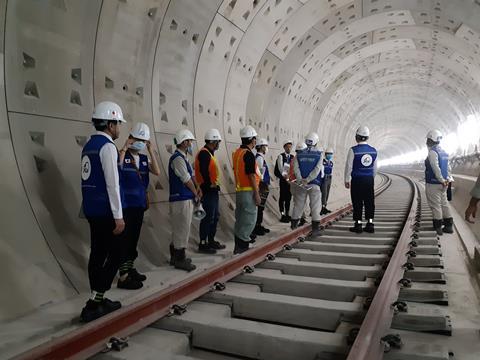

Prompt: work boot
[234,236,250,254]
[309,221,323,237]
[173,248,196,272]
[129,268,146,282]
[261,226,270,233]
[117,274,143,290]
[208,239,226,250]
[253,225,266,236]
[320,207,328,215]
[286,215,292,221]
[433,219,443,236]
[363,222,375,233]
[291,218,300,230]
[349,221,363,233]
[299,217,307,226]
[249,233,257,243]
[170,243,192,265]
[442,218,454,234]
[198,241,217,254]
[325,208,332,214]
[280,214,289,223]
[80,299,122,323]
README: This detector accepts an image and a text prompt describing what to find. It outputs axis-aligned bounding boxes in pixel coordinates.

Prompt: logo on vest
[81,156,91,180]
[361,154,373,167]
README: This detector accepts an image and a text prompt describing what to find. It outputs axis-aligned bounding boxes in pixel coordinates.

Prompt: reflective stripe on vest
[233,147,260,192]
[120,152,149,209]
[351,144,377,177]
[425,146,449,184]
[168,150,195,202]
[194,148,220,186]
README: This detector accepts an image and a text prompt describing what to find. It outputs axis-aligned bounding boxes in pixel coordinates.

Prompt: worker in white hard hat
[275,139,294,223]
[168,128,202,271]
[233,125,261,254]
[117,122,160,290]
[194,128,226,254]
[291,132,324,237]
[425,129,454,235]
[80,101,127,322]
[253,138,271,236]
[290,142,308,226]
[320,147,335,215]
[344,126,378,234]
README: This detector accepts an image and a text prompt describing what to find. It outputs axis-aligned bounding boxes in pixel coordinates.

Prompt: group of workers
[81,100,463,324]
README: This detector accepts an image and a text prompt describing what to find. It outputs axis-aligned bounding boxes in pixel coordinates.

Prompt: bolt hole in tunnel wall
[2,0,480,322]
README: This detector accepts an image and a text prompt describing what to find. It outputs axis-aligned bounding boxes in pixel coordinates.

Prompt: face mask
[129,141,146,151]
[326,154,333,160]
[187,145,193,155]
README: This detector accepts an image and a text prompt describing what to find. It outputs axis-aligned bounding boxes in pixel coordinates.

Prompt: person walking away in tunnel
[275,140,294,223]
[321,147,334,215]
[291,132,324,237]
[345,126,377,234]
[117,122,160,289]
[233,125,261,254]
[465,173,480,223]
[168,129,202,271]
[290,142,308,227]
[253,138,271,236]
[425,130,454,235]
[80,101,126,323]
[194,128,226,254]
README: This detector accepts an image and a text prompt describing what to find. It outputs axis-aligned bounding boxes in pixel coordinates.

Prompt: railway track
[15,174,454,360]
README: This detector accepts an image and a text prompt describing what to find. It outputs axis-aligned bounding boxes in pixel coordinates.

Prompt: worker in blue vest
[253,138,271,236]
[425,129,454,235]
[291,132,324,237]
[117,122,160,290]
[344,126,377,234]
[168,129,202,272]
[80,101,126,322]
[321,147,334,215]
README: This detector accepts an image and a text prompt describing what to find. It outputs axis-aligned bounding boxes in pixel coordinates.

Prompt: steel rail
[14,175,392,360]
[347,175,418,360]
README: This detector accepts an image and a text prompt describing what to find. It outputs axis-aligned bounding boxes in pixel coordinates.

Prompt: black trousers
[87,217,125,293]
[199,190,220,241]
[123,207,145,263]
[257,183,269,226]
[351,177,375,221]
[279,178,291,215]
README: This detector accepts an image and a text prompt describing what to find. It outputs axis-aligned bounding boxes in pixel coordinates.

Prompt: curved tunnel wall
[2,0,480,321]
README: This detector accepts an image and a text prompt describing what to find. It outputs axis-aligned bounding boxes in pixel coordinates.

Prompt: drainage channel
[87,174,451,360]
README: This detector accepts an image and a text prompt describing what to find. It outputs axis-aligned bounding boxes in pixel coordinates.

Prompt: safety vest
[120,152,149,209]
[256,153,270,185]
[169,150,195,202]
[296,148,323,186]
[425,146,449,184]
[233,147,260,192]
[351,144,377,178]
[81,134,123,217]
[194,147,220,187]
[323,159,333,176]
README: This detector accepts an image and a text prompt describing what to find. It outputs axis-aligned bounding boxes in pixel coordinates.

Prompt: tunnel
[2,1,480,359]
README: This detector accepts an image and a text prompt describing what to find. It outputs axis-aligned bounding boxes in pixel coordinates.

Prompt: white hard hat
[240,125,257,139]
[325,147,334,154]
[256,138,269,147]
[283,139,293,146]
[356,126,370,137]
[205,128,222,141]
[174,128,195,145]
[426,129,442,142]
[92,101,126,123]
[296,142,307,151]
[130,122,150,141]
[305,132,319,146]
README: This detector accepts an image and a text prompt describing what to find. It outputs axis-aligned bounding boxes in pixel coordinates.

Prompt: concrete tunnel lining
[1,0,480,322]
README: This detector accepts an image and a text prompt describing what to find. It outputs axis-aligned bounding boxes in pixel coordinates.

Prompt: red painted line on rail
[347,175,417,360]
[14,177,391,360]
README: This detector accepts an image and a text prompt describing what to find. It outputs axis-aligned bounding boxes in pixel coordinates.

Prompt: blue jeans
[200,190,220,241]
